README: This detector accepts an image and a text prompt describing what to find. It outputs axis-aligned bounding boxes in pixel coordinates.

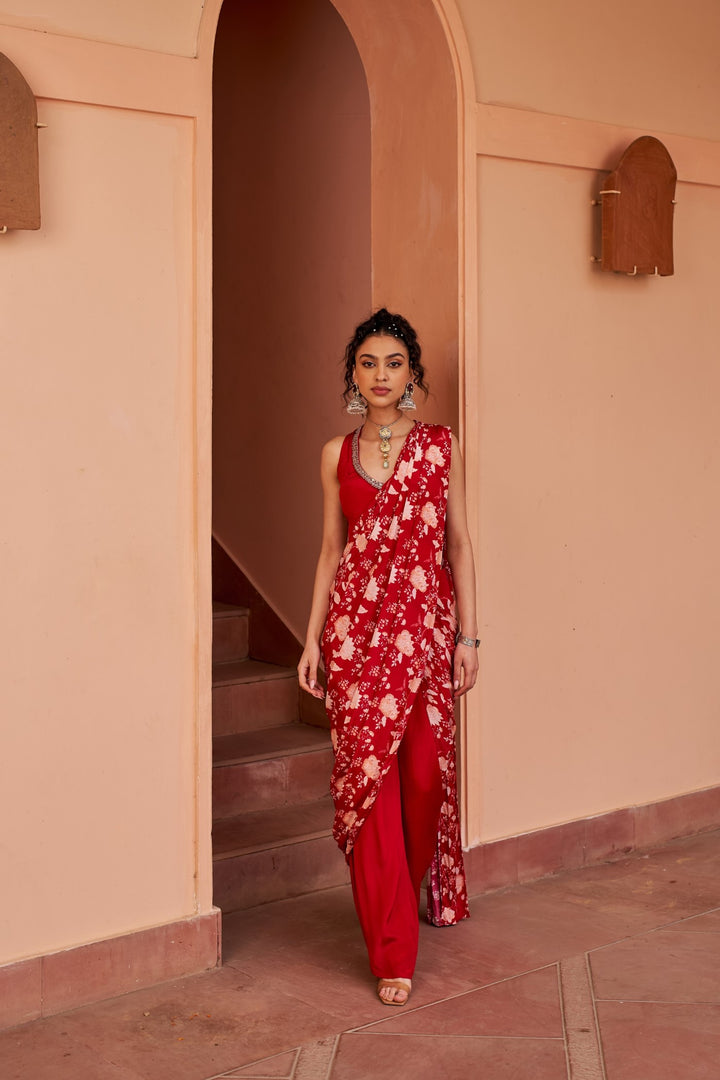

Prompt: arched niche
[0,52,40,230]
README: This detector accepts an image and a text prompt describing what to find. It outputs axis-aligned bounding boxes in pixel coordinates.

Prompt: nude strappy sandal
[377,978,412,1006]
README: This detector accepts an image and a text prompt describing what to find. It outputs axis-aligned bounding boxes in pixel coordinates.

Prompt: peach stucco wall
[459,0,720,142]
[470,156,720,840]
[0,95,199,963]
[0,0,203,55]
[456,0,720,844]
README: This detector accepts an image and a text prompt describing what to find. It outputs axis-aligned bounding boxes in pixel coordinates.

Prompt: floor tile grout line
[339,1032,565,1041]
[202,1048,300,1080]
[288,1042,302,1080]
[642,919,720,934]
[322,1033,341,1080]
[639,927,720,938]
[585,952,608,1080]
[229,1074,293,1079]
[346,960,561,1032]
[583,916,718,959]
[656,929,720,935]
[594,997,720,1005]
[556,961,572,1080]
[647,905,720,932]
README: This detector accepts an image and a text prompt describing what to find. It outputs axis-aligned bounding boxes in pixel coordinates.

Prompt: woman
[298,309,478,1007]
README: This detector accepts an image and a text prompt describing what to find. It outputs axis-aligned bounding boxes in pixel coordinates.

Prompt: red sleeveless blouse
[337,427,380,529]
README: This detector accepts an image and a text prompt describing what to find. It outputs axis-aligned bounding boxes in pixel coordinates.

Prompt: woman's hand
[453,642,479,699]
[298,642,325,699]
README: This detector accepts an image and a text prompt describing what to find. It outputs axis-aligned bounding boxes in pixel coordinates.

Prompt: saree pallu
[322,422,469,927]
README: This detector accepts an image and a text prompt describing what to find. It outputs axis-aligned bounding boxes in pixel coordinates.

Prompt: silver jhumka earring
[346,383,368,417]
[398,382,416,411]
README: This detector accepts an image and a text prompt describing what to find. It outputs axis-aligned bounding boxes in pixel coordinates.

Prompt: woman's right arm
[297,437,346,699]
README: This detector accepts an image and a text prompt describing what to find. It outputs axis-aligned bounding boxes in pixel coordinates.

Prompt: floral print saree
[322,422,469,926]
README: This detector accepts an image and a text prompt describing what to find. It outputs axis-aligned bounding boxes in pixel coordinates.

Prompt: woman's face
[353,333,412,408]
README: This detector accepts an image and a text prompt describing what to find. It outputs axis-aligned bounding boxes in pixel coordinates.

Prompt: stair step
[212,601,247,616]
[212,659,298,735]
[212,602,250,664]
[213,797,336,858]
[212,657,295,687]
[212,724,333,819]
[213,723,331,766]
[212,799,349,911]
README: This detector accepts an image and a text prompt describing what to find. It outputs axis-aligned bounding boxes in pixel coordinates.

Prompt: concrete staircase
[212,601,348,911]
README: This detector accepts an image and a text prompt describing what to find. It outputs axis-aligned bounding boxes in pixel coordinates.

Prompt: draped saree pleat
[322,422,469,927]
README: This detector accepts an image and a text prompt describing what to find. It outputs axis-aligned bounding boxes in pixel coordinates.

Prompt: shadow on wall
[212,535,300,667]
[212,0,371,642]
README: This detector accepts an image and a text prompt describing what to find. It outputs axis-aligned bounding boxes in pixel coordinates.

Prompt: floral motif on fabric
[322,423,470,927]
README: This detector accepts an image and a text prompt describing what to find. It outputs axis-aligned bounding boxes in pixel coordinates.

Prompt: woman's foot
[377,977,412,1006]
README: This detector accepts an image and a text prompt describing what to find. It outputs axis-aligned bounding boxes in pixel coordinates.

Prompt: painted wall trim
[431,0,481,851]
[464,783,720,899]
[476,103,720,187]
[0,23,202,115]
[0,909,221,1033]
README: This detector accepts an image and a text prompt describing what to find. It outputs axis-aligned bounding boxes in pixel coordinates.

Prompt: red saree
[322,422,470,927]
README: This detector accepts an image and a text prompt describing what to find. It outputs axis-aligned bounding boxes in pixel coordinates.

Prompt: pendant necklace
[365,413,404,469]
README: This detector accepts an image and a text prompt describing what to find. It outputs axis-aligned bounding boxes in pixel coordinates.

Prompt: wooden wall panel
[0,52,40,230]
[600,136,676,276]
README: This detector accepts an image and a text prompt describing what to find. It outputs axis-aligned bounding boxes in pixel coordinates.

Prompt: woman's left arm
[445,433,479,698]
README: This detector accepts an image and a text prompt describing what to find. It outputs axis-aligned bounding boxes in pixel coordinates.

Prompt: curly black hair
[341,308,429,404]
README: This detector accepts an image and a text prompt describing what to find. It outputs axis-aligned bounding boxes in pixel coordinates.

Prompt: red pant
[348,697,443,978]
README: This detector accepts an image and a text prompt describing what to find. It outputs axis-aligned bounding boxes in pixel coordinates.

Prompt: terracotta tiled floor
[2,830,720,1079]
